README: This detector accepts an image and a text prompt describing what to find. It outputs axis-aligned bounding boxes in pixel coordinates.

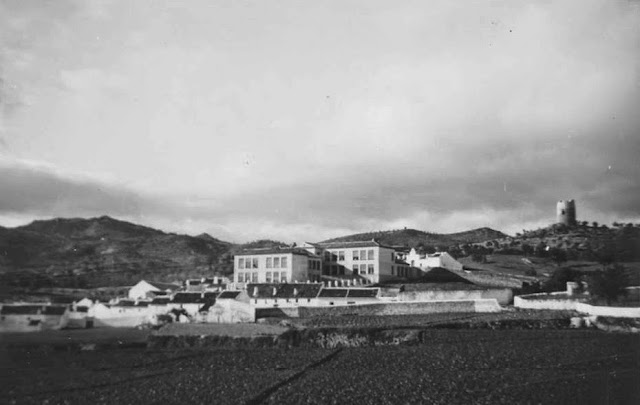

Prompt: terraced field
[288,309,575,329]
[2,329,638,404]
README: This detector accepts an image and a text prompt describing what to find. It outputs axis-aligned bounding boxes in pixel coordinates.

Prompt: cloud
[0,0,639,242]
[0,157,149,218]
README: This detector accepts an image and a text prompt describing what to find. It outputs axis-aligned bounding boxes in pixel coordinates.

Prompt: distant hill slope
[0,216,234,288]
[322,227,508,247]
[497,223,640,262]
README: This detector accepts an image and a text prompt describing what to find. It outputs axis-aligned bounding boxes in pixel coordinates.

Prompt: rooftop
[237,247,320,257]
[218,291,241,299]
[1,305,43,315]
[171,292,208,304]
[314,240,396,250]
[150,297,170,305]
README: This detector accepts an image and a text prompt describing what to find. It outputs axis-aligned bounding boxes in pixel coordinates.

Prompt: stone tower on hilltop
[556,200,577,226]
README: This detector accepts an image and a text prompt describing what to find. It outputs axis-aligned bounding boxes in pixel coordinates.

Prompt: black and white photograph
[1,1,640,403]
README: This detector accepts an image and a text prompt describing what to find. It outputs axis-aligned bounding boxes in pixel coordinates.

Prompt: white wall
[396,288,512,306]
[204,300,255,323]
[128,281,159,299]
[576,303,640,318]
[513,293,582,311]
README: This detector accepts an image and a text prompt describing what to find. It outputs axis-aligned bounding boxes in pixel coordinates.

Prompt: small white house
[405,250,464,272]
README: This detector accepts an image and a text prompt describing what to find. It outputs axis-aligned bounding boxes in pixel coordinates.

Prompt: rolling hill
[0,217,518,289]
[322,227,508,247]
[0,216,234,288]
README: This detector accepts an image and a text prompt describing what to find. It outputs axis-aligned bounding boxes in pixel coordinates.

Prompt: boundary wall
[513,292,585,311]
[396,288,512,306]
[256,299,501,319]
[575,303,640,318]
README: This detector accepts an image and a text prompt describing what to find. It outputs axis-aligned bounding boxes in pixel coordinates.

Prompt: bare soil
[1,330,638,404]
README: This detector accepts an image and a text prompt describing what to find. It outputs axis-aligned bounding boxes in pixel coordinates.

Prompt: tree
[592,221,599,228]
[543,267,579,293]
[588,264,629,305]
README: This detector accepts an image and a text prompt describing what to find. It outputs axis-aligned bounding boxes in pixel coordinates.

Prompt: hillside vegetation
[470,223,640,263]
[0,216,234,288]
[322,227,508,247]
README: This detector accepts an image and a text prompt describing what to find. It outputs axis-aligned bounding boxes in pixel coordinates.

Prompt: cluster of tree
[542,263,630,304]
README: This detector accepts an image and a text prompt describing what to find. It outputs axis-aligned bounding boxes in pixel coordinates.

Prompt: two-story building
[234,247,322,285]
[304,240,413,284]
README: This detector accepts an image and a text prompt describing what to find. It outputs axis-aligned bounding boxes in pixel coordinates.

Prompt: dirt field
[153,323,289,337]
[0,327,149,347]
[286,309,575,329]
[2,329,638,404]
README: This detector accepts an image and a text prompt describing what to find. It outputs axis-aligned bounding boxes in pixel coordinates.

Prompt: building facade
[306,240,412,284]
[234,247,322,285]
[404,250,464,272]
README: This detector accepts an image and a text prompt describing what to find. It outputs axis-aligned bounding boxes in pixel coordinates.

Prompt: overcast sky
[1,0,639,243]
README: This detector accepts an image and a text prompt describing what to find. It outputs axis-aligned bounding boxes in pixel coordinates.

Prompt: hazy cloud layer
[1,0,639,242]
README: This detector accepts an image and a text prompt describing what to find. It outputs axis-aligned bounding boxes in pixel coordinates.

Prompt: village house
[198,290,254,323]
[234,247,322,285]
[128,280,181,300]
[90,299,154,327]
[404,249,464,272]
[0,305,69,332]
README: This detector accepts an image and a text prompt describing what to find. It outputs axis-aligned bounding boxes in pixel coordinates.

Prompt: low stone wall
[397,288,513,306]
[575,303,640,318]
[296,299,501,318]
[513,293,585,311]
[94,315,150,328]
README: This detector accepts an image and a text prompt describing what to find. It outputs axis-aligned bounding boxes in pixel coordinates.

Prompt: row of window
[353,263,375,275]
[324,249,375,262]
[309,260,321,271]
[238,256,288,270]
[237,271,289,283]
[322,263,376,275]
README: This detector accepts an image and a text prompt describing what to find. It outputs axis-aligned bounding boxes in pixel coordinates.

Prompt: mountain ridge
[322,227,509,247]
[1,216,508,288]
